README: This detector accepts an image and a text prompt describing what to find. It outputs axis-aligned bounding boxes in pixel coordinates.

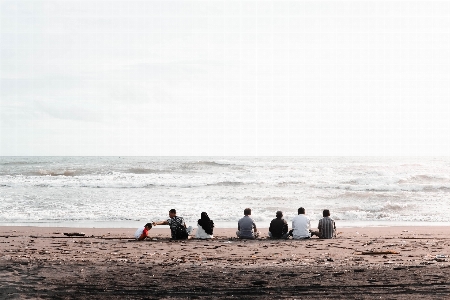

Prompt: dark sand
[1,226,450,299]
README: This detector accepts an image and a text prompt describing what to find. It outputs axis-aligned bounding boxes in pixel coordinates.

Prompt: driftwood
[63,232,86,237]
[359,250,399,255]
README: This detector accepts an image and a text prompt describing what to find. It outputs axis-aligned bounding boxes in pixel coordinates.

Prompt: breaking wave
[126,168,168,174]
[206,181,245,186]
[27,169,82,176]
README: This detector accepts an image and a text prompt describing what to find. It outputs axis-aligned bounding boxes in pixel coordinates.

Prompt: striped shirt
[318,217,336,239]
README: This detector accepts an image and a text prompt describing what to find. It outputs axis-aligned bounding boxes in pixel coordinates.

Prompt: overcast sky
[1,0,450,156]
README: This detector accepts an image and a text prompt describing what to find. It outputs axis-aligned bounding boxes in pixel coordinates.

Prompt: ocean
[1,156,450,228]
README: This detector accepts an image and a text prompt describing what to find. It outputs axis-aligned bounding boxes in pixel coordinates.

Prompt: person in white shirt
[289,207,311,239]
[134,223,152,240]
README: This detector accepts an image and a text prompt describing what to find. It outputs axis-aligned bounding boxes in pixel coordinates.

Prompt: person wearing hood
[196,212,214,239]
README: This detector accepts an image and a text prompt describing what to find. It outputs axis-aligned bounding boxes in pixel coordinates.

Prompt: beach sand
[1,226,450,299]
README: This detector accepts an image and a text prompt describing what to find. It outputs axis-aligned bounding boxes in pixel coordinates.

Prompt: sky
[1,0,450,156]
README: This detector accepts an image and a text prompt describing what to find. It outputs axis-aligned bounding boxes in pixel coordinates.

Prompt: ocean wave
[364,201,411,212]
[313,182,450,192]
[194,161,231,167]
[206,181,245,187]
[180,161,232,170]
[2,156,450,226]
[126,168,168,174]
[34,183,50,187]
[338,191,403,200]
[0,161,41,166]
[275,180,307,186]
[3,175,450,191]
[26,169,83,176]
[398,174,450,184]
[340,180,360,185]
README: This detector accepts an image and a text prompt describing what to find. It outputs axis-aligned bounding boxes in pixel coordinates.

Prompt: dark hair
[298,207,305,214]
[169,209,176,214]
[198,212,214,235]
[276,211,283,218]
[145,223,153,229]
[323,209,330,217]
[244,208,251,215]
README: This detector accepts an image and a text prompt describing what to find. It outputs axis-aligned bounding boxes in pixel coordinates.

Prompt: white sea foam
[1,157,450,227]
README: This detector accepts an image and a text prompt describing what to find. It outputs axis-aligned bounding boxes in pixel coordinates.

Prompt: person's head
[201,212,210,220]
[298,207,305,215]
[169,209,177,218]
[276,211,283,219]
[323,209,330,217]
[244,208,251,216]
[144,223,153,230]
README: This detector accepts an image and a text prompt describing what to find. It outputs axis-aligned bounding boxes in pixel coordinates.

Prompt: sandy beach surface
[1,226,450,299]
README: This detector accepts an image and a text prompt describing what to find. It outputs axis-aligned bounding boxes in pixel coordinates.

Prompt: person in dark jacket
[268,211,289,239]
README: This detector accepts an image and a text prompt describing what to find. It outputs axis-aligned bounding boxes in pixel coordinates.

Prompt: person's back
[134,223,152,240]
[238,215,255,238]
[318,209,336,239]
[168,215,189,239]
[291,207,311,239]
[153,209,193,240]
[269,211,288,239]
[237,208,259,239]
[196,212,214,239]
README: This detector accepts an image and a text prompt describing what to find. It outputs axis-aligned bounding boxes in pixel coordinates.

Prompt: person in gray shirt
[236,208,259,239]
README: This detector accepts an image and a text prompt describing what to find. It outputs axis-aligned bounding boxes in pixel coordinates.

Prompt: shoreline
[2,220,450,229]
[1,226,450,299]
[2,225,450,238]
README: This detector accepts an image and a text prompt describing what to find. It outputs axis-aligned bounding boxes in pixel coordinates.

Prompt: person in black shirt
[268,211,289,239]
[153,209,193,239]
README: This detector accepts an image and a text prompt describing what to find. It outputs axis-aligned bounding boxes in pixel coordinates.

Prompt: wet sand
[1,226,450,299]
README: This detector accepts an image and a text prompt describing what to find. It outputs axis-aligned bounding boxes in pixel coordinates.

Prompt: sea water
[1,156,450,228]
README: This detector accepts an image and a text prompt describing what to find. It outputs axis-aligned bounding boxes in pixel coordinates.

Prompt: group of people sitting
[134,207,336,241]
[237,207,336,240]
[134,209,214,241]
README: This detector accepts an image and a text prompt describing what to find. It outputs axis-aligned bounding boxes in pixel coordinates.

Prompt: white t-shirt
[134,226,145,239]
[291,214,311,239]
